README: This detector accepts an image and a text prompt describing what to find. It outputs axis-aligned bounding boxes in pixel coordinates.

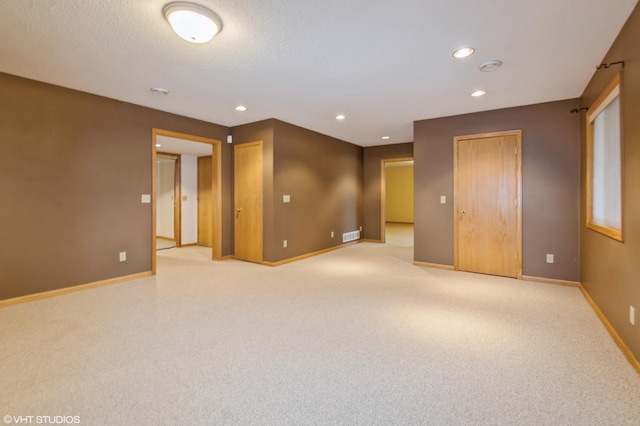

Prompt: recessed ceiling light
[336,114,346,120]
[479,60,502,72]
[452,47,475,59]
[471,90,487,97]
[235,105,247,111]
[150,87,169,95]
[382,136,390,140]
[163,2,223,44]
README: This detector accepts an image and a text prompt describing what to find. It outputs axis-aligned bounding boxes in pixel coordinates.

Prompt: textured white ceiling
[0,0,636,147]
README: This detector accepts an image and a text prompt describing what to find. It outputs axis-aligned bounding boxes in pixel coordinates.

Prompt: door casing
[380,157,414,243]
[152,129,222,274]
[453,130,522,278]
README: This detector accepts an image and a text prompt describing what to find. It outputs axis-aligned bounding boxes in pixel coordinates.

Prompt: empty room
[1,1,640,424]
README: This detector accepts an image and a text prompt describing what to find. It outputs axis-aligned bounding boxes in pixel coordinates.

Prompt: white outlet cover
[283,240,287,248]
[141,194,151,203]
[119,252,127,262]
[546,254,554,263]
[440,195,446,204]
[283,195,290,203]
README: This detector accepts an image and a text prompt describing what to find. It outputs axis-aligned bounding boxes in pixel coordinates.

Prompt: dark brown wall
[363,143,413,241]
[270,120,363,262]
[230,119,276,258]
[580,2,640,360]
[0,73,231,300]
[231,119,364,263]
[413,99,581,281]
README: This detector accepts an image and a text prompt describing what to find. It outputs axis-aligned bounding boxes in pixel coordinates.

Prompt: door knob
[236,208,242,212]
[458,210,466,215]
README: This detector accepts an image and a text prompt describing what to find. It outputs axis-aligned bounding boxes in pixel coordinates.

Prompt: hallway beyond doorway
[385,222,413,247]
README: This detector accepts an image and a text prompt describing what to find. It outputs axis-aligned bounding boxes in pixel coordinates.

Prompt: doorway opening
[152,129,222,274]
[381,158,414,247]
[156,152,180,250]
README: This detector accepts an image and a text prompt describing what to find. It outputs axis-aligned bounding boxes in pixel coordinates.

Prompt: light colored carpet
[1,241,639,425]
[156,237,177,250]
[385,222,414,247]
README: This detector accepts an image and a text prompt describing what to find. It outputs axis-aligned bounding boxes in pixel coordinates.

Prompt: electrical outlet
[283,240,287,248]
[359,226,363,232]
[119,251,127,262]
[331,231,334,238]
[630,306,636,326]
[546,254,554,264]
[440,195,446,204]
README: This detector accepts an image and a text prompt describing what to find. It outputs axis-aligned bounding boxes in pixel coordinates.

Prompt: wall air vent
[343,230,361,243]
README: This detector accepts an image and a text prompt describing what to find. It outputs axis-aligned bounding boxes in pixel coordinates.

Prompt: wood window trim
[586,72,624,242]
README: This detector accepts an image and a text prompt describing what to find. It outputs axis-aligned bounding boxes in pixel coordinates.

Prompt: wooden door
[454,131,522,278]
[197,156,213,247]
[234,141,263,263]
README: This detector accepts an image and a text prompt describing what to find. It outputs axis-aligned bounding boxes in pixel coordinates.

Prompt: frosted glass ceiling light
[163,2,223,43]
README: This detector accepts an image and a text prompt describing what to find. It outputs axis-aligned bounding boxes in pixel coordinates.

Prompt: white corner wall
[181,155,198,245]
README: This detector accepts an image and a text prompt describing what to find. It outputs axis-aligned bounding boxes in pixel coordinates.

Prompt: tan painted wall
[580,1,640,361]
[0,73,231,300]
[385,165,414,223]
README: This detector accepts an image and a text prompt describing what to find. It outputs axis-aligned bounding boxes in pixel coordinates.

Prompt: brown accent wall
[413,99,581,281]
[230,119,276,258]
[363,143,413,241]
[232,119,364,263]
[271,120,363,262]
[0,73,231,300]
[580,2,640,360]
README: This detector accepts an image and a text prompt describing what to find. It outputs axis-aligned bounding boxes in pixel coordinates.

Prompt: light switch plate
[283,195,291,203]
[141,194,151,203]
[440,195,446,204]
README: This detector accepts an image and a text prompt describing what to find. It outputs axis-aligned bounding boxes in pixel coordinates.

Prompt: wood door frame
[380,157,414,243]
[152,129,222,274]
[453,130,523,279]
[156,152,181,246]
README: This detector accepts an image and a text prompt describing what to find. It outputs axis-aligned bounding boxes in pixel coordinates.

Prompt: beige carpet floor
[1,239,639,425]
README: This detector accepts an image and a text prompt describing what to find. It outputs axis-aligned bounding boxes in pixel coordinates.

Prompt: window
[586,73,623,241]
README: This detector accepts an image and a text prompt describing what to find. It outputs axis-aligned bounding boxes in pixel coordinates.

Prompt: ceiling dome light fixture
[335,114,346,120]
[471,90,487,97]
[235,105,247,112]
[452,47,475,59]
[381,136,390,140]
[479,60,502,72]
[163,2,223,44]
